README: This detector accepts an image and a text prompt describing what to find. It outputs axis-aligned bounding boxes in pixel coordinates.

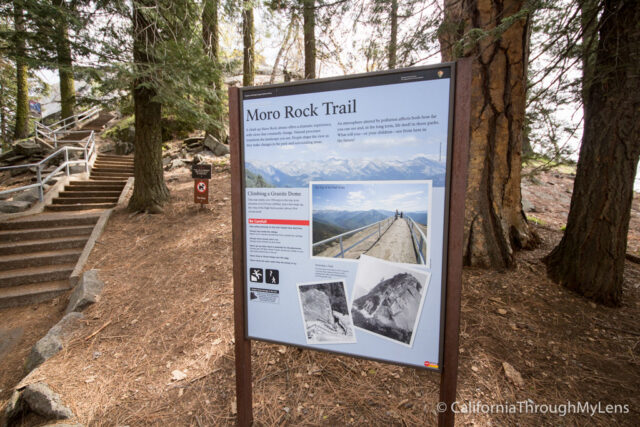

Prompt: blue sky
[243,78,451,165]
[312,181,430,212]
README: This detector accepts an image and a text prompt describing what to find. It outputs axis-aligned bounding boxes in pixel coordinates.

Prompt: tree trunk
[128,0,170,212]
[13,0,29,140]
[242,0,255,86]
[439,0,537,268]
[53,0,75,121]
[388,0,398,69]
[202,0,225,142]
[545,0,640,306]
[302,0,315,79]
[271,10,296,84]
[580,0,599,119]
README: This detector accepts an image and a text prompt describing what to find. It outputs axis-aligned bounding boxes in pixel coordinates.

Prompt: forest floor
[1,160,639,426]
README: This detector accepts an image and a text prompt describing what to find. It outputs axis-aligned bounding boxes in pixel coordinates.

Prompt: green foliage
[526,215,546,226]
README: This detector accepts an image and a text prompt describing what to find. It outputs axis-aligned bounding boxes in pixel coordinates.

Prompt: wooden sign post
[229,58,471,426]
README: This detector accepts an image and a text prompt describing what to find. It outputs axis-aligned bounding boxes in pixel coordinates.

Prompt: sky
[312,181,430,213]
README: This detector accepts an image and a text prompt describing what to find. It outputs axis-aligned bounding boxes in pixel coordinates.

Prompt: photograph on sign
[296,280,356,345]
[310,180,431,266]
[350,255,430,348]
[240,65,453,370]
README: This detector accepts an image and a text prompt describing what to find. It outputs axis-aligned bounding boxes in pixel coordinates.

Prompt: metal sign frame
[229,58,471,426]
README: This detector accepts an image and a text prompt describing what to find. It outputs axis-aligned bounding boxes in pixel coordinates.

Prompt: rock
[65,270,105,314]
[20,382,74,420]
[165,158,185,171]
[25,312,84,373]
[203,134,229,156]
[3,390,25,424]
[115,141,134,155]
[171,370,187,381]
[496,308,508,316]
[99,142,115,153]
[0,200,32,213]
[12,188,40,204]
[502,362,524,387]
[184,136,204,147]
[521,196,535,213]
[162,156,171,166]
[14,141,43,156]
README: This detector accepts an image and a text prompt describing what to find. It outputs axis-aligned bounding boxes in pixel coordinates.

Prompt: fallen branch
[625,253,640,264]
[85,320,112,341]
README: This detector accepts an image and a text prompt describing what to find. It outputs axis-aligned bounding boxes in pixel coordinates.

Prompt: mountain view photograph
[351,256,430,347]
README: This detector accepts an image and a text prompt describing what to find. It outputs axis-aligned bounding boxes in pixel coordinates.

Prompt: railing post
[64,147,70,176]
[84,144,89,173]
[339,236,344,258]
[36,165,44,202]
[378,222,381,238]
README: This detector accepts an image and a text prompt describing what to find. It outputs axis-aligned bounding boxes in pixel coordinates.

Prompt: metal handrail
[34,106,100,148]
[313,216,394,258]
[0,131,95,202]
[406,216,428,265]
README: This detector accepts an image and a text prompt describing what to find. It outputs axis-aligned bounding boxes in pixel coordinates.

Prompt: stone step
[0,236,88,256]
[0,263,75,288]
[0,280,71,309]
[93,162,134,169]
[0,248,82,271]
[88,176,129,182]
[96,155,133,162]
[58,190,122,198]
[94,159,134,165]
[0,213,100,230]
[52,196,118,204]
[66,182,125,190]
[91,171,132,177]
[93,166,134,172]
[0,225,94,242]
[47,202,116,211]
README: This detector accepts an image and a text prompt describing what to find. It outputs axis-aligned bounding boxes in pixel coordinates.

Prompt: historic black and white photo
[351,255,430,347]
[297,281,357,345]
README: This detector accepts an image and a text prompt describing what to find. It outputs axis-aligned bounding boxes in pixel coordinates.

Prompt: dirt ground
[1,164,639,426]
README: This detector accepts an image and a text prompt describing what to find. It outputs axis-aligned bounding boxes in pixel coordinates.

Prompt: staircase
[0,154,134,307]
[0,211,101,308]
[47,154,134,211]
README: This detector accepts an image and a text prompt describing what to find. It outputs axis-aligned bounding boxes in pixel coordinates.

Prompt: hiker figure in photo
[400,211,403,219]
[395,209,399,219]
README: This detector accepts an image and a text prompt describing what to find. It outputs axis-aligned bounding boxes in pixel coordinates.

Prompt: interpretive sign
[230,61,471,426]
[239,65,454,369]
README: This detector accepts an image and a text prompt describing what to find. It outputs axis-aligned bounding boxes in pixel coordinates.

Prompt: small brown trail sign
[194,179,208,205]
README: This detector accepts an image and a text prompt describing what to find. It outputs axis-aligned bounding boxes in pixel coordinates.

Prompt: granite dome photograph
[350,256,430,347]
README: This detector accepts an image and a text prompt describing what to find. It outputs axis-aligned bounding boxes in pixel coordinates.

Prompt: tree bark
[580,0,599,119]
[439,0,537,269]
[128,0,170,212]
[302,0,315,79]
[242,0,255,86]
[53,0,76,121]
[202,0,225,142]
[545,0,640,306]
[388,0,398,69]
[13,0,29,140]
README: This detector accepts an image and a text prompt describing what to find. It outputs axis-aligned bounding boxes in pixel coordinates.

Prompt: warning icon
[266,269,279,285]
[249,268,263,283]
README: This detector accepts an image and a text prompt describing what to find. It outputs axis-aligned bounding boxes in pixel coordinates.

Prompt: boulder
[521,196,535,213]
[184,136,204,147]
[65,270,105,314]
[0,200,32,213]
[12,188,40,204]
[25,312,84,373]
[115,141,134,155]
[99,142,115,153]
[14,140,43,157]
[21,383,74,420]
[203,134,230,156]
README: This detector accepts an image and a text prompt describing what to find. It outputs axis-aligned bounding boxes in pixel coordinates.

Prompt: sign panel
[192,163,212,179]
[239,65,454,370]
[29,100,41,116]
[194,179,209,204]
